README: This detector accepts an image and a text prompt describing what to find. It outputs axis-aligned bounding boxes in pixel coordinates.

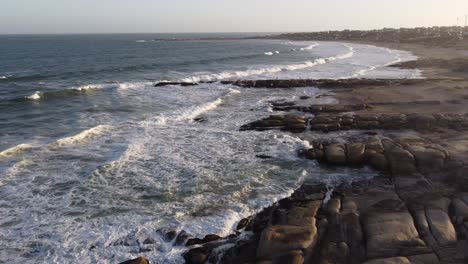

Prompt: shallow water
[0,34,419,263]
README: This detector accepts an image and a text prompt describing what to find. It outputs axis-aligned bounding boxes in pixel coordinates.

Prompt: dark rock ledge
[181,134,468,264]
[153,79,427,89]
[240,112,468,134]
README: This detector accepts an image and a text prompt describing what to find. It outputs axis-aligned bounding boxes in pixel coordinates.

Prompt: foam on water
[53,125,113,146]
[300,42,320,50]
[26,91,42,100]
[0,143,34,158]
[181,44,355,83]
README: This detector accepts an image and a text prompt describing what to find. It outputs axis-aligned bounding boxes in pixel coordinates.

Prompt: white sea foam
[0,76,7,79]
[53,125,113,146]
[0,144,34,158]
[181,45,354,83]
[264,52,274,56]
[300,42,320,51]
[74,84,102,91]
[344,45,419,79]
[26,91,42,100]
[174,89,240,122]
[135,40,147,43]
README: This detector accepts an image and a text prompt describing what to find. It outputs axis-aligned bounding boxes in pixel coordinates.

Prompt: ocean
[0,34,420,263]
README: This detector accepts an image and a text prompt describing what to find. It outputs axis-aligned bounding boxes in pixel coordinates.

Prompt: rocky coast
[123,30,468,264]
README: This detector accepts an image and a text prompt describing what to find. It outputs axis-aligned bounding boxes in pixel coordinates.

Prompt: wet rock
[183,247,209,264]
[236,217,252,230]
[256,154,273,159]
[220,238,259,264]
[193,117,207,123]
[175,230,192,246]
[154,81,198,87]
[240,115,308,133]
[143,237,157,245]
[118,257,150,264]
[186,234,221,246]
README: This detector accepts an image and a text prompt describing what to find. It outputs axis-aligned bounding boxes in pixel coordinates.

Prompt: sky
[1,0,468,34]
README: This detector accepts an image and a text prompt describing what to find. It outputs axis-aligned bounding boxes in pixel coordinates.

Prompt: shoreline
[123,37,468,264]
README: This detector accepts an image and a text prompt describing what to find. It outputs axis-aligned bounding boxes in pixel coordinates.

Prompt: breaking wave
[52,125,113,146]
[300,42,320,51]
[0,144,34,158]
[21,82,150,101]
[152,88,241,125]
[181,44,355,82]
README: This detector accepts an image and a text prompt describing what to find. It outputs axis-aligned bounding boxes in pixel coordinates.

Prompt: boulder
[183,247,209,264]
[325,144,347,165]
[347,143,366,165]
[279,201,321,227]
[257,225,318,259]
[364,211,427,258]
[425,209,457,247]
[175,230,192,246]
[406,145,447,173]
[186,234,221,246]
[366,151,389,171]
[366,137,385,153]
[118,257,150,264]
[407,253,440,264]
[452,197,468,221]
[407,114,436,130]
[266,250,304,264]
[362,256,410,264]
[383,143,417,175]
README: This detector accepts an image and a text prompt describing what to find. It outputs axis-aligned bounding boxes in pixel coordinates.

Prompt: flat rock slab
[257,225,317,259]
[364,211,427,259]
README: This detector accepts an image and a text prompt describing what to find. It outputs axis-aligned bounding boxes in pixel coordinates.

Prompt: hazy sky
[1,0,468,34]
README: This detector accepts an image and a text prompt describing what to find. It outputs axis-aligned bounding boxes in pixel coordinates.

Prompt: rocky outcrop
[222,79,423,89]
[299,136,452,176]
[154,81,200,87]
[240,113,468,134]
[240,115,308,133]
[309,113,468,133]
[182,132,468,264]
[272,103,370,113]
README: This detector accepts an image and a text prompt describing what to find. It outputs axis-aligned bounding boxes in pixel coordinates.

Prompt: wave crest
[181,45,354,83]
[53,125,113,146]
[0,144,34,158]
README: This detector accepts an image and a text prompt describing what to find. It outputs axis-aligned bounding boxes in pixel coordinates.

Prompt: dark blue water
[0,34,418,263]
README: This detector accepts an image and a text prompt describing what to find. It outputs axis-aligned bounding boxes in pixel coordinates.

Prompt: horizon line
[0,25,465,36]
